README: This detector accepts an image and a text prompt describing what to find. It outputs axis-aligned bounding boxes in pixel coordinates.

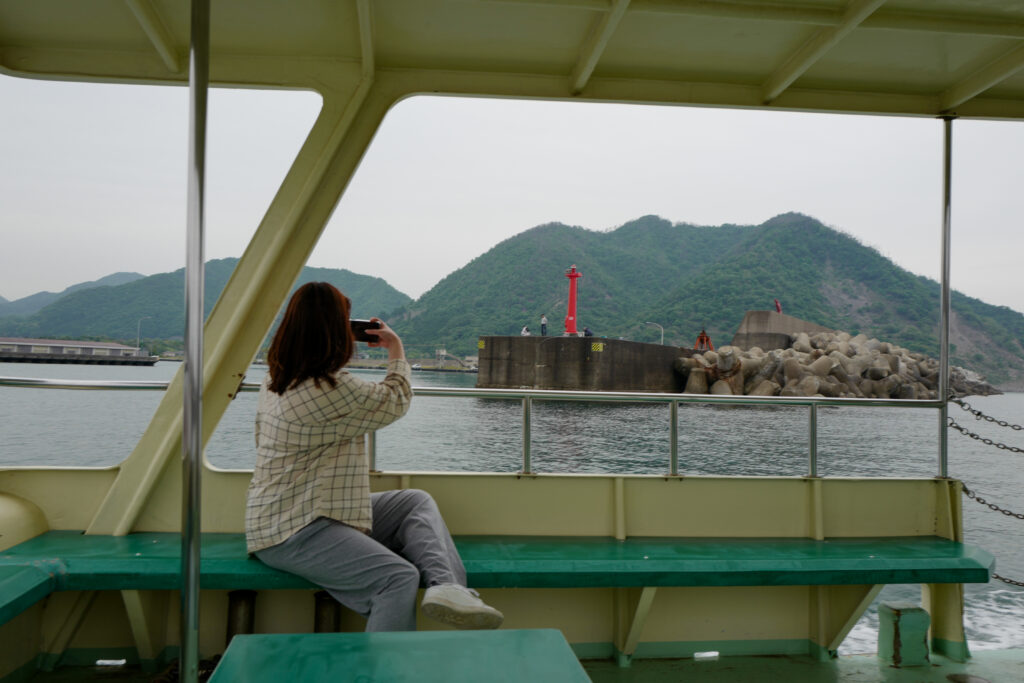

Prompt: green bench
[208,629,590,682]
[0,531,993,626]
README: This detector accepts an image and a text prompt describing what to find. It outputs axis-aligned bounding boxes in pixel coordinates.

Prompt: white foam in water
[693,651,719,661]
[839,582,1024,655]
[964,588,1024,650]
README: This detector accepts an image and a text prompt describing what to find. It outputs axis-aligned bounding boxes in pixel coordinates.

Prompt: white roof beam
[941,43,1024,113]
[124,0,180,74]
[356,0,375,78]
[570,0,631,94]
[489,0,1024,39]
[761,0,887,105]
[865,12,1024,39]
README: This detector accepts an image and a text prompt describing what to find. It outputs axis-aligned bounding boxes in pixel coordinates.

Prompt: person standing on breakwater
[246,282,503,631]
[540,314,548,336]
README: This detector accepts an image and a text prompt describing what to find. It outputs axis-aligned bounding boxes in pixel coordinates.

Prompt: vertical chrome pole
[368,431,377,471]
[808,404,818,477]
[182,1,210,681]
[522,395,532,474]
[669,401,679,476]
[938,116,954,478]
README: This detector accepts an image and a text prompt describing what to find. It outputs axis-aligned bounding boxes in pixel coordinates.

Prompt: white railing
[0,376,946,477]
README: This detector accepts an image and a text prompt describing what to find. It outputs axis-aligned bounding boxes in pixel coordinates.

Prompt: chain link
[993,573,1024,588]
[962,484,1024,519]
[950,402,1024,586]
[949,417,1024,454]
[961,485,1024,588]
[949,397,1024,431]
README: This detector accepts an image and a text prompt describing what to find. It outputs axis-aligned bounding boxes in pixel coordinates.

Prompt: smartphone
[350,319,382,342]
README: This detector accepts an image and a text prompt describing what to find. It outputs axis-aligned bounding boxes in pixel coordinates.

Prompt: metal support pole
[808,403,818,477]
[368,431,377,472]
[135,316,151,355]
[182,1,209,681]
[521,395,532,473]
[938,116,954,479]
[669,401,679,476]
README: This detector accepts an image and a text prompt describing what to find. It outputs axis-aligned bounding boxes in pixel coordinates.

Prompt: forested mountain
[0,258,411,342]
[393,216,745,347]
[0,272,144,318]
[390,213,1024,387]
[3,214,1021,387]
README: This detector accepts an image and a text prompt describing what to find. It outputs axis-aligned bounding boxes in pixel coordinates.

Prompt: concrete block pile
[673,331,997,398]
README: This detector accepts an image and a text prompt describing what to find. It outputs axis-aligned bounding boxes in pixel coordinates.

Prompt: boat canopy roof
[3,0,1024,119]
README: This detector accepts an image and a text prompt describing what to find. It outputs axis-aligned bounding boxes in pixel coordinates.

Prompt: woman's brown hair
[267,282,355,394]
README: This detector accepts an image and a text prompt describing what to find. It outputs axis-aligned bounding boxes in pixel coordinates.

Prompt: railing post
[938,115,954,479]
[521,395,532,474]
[181,1,210,681]
[669,400,679,476]
[368,431,377,472]
[808,403,818,477]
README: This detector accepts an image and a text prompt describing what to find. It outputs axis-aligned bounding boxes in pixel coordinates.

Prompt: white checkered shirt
[245,359,412,553]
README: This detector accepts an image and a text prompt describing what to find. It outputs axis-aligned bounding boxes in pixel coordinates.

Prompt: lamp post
[645,321,664,345]
[136,316,152,356]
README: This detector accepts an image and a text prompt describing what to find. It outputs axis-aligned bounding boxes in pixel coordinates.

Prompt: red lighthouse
[564,264,582,335]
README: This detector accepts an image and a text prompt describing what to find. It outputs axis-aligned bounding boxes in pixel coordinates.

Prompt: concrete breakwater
[675,330,999,399]
[477,335,682,391]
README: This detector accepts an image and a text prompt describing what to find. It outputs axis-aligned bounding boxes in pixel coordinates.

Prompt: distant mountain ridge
[391,213,1024,387]
[3,214,1021,388]
[0,258,411,343]
[0,272,145,317]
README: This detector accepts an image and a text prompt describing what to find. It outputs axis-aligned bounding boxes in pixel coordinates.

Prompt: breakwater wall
[477,336,684,392]
[730,310,833,351]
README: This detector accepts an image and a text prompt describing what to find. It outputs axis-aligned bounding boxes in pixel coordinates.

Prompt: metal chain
[962,484,1024,520]
[948,416,1024,454]
[949,397,1024,431]
[993,573,1024,588]
[961,485,1024,588]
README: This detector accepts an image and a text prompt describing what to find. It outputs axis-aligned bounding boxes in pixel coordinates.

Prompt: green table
[208,629,591,682]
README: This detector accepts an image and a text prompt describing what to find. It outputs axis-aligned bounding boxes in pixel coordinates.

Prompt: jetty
[0,337,158,366]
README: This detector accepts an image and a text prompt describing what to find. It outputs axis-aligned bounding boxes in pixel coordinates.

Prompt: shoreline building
[0,337,158,366]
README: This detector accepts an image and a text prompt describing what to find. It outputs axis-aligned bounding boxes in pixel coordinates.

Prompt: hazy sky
[1,73,1022,315]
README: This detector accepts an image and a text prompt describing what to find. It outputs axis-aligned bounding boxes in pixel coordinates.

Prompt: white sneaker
[421,584,504,630]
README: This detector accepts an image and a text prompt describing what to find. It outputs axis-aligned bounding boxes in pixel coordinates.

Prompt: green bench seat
[0,565,55,626]
[208,629,591,683]
[0,531,993,625]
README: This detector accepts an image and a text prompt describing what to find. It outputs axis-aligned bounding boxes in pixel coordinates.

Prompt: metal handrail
[0,375,944,407]
[1,374,943,477]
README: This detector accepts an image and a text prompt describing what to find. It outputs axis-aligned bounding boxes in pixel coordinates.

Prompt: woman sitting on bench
[245,281,503,631]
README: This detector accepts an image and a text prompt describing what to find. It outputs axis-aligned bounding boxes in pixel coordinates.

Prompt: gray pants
[255,489,467,631]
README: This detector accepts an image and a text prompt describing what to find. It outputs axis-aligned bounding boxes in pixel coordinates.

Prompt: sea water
[1,361,1022,653]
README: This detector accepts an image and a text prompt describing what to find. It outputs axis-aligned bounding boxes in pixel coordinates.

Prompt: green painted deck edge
[631,638,814,659]
[933,637,970,662]
[571,642,615,659]
[38,647,140,671]
[573,639,816,661]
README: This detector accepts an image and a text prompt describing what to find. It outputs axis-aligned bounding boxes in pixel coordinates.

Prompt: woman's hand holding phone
[363,318,405,361]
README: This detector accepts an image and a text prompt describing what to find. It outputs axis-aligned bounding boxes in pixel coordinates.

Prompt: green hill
[0,272,145,318]
[0,258,411,343]
[3,214,1021,387]
[392,216,744,348]
[390,213,1024,387]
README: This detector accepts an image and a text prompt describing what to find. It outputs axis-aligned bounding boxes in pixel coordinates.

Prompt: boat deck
[584,650,1024,682]
[22,649,1024,682]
